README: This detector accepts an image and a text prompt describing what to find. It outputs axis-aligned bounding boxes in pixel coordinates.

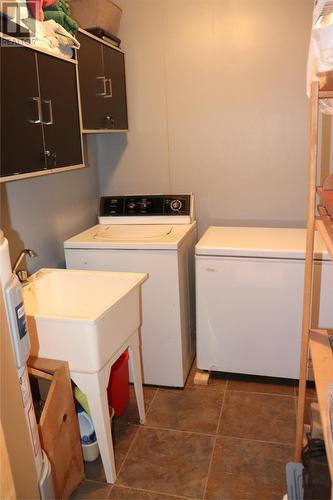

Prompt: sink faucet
[12,249,37,283]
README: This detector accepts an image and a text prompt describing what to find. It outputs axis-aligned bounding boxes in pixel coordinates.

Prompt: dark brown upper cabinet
[0,42,83,181]
[76,30,128,132]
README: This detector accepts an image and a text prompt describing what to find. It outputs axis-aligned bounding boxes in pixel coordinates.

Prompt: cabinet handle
[42,100,54,126]
[29,97,42,124]
[51,152,57,166]
[44,150,56,167]
[105,78,113,98]
[96,76,107,96]
[105,115,115,128]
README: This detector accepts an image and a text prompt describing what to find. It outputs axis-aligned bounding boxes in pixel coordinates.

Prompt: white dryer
[64,194,197,387]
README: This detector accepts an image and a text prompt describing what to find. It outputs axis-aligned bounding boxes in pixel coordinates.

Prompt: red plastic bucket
[107,351,130,416]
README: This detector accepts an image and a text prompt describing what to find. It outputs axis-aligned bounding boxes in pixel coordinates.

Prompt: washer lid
[93,225,173,242]
[64,223,197,250]
[195,226,330,260]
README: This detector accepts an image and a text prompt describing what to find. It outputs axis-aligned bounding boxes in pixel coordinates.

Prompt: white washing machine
[196,226,333,379]
[64,194,197,387]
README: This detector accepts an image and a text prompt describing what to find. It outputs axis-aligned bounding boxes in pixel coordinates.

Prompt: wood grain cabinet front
[76,31,128,132]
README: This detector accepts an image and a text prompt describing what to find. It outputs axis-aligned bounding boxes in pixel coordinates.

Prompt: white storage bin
[82,440,100,462]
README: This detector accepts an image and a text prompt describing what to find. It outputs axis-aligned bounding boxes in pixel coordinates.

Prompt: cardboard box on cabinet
[68,0,122,36]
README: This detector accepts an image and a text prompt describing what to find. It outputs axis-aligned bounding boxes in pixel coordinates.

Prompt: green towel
[44,0,70,15]
[43,0,78,35]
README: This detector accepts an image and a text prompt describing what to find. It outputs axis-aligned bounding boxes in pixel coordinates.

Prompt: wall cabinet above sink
[76,30,128,133]
[0,37,84,182]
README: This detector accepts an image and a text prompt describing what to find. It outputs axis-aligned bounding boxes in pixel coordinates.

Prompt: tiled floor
[71,362,314,500]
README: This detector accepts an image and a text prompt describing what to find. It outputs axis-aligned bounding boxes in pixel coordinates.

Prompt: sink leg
[71,369,116,484]
[128,331,146,424]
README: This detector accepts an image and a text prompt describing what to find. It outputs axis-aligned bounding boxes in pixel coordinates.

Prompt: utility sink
[23,268,148,373]
[23,267,148,484]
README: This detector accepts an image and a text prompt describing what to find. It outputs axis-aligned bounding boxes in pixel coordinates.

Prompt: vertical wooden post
[295,81,320,461]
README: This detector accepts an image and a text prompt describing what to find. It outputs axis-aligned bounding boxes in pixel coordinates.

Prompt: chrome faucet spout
[12,249,37,275]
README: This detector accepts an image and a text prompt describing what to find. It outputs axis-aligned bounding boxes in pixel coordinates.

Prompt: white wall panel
[98,0,170,195]
[99,0,314,235]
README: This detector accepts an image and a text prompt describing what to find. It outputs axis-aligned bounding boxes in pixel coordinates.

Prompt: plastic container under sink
[107,351,130,416]
[82,440,99,462]
[78,410,94,438]
[77,407,100,462]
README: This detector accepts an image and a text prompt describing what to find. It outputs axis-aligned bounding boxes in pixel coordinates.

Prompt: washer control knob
[170,199,182,211]
[128,202,136,210]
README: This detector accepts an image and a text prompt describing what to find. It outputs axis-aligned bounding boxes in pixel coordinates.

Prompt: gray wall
[1,0,331,273]
[0,136,100,272]
[97,0,315,236]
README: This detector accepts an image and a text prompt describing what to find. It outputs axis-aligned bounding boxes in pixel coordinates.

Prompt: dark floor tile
[205,437,292,500]
[110,485,187,499]
[85,422,139,482]
[186,360,227,390]
[116,427,215,498]
[227,373,296,396]
[114,422,140,469]
[218,392,296,444]
[84,455,106,484]
[116,385,158,425]
[70,479,112,499]
[146,387,223,434]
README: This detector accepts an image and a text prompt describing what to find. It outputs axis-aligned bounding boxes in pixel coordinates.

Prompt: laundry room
[1,1,333,499]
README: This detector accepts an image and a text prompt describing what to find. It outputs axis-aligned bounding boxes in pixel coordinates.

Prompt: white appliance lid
[64,223,197,250]
[195,226,330,260]
[93,225,173,242]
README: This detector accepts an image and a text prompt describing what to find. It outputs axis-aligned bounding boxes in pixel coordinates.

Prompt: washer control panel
[100,195,191,217]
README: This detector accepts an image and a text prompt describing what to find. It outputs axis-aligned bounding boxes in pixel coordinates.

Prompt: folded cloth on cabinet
[43,10,78,35]
[23,17,80,57]
[43,0,78,35]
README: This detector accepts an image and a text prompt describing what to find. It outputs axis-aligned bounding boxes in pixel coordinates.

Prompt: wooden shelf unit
[309,329,333,480]
[295,79,333,498]
[317,188,333,260]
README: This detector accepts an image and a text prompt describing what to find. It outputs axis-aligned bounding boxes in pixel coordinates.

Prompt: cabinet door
[1,45,46,177]
[37,53,83,169]
[102,45,128,130]
[76,32,106,130]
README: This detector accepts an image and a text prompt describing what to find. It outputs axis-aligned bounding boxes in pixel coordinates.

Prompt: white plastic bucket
[82,440,100,462]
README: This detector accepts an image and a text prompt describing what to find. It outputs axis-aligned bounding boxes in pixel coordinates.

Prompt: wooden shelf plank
[319,71,333,94]
[309,329,333,481]
[316,217,333,261]
[319,91,333,99]
[310,328,333,336]
[318,188,333,216]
